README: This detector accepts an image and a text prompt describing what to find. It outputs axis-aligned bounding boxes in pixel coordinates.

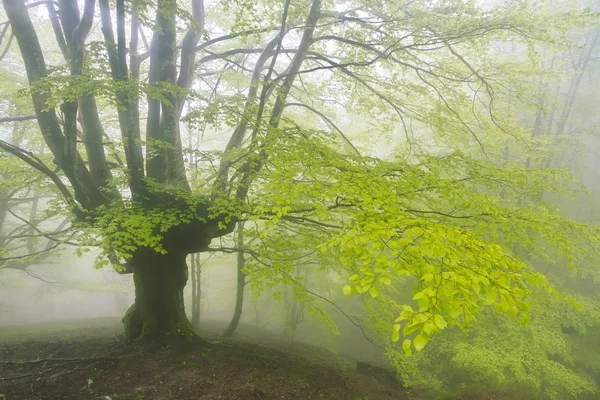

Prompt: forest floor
[0,317,411,400]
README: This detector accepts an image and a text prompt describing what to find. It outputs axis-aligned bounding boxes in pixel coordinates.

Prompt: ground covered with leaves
[0,318,411,400]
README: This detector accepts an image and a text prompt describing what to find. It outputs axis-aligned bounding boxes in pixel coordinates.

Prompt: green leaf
[343,285,353,296]
[403,322,420,337]
[486,289,497,305]
[433,314,447,330]
[413,332,429,352]
[413,291,425,300]
[369,285,380,298]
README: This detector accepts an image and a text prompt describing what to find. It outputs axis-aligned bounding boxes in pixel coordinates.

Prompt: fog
[1,0,600,399]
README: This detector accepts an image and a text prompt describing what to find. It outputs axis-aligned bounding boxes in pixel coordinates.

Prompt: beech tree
[1,0,598,349]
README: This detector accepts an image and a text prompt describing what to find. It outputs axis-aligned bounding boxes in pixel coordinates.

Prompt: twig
[0,356,117,365]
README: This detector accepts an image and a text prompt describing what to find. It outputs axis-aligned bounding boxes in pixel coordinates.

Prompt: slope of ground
[0,318,408,400]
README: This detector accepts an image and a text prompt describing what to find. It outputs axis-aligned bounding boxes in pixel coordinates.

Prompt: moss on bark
[122,249,196,341]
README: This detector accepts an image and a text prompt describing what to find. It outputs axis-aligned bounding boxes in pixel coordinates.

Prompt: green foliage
[246,122,600,354]
[410,290,600,399]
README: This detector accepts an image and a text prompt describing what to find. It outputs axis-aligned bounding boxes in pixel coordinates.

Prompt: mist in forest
[1,0,600,399]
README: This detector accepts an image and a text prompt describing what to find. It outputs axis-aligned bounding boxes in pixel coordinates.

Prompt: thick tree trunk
[123,249,195,341]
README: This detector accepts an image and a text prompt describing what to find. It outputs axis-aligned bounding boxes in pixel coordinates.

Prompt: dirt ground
[0,318,409,400]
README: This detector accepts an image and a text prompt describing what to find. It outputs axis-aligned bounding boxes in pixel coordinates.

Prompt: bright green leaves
[433,314,448,330]
[334,213,545,354]
[401,338,412,356]
[246,87,600,358]
[392,324,401,343]
[413,331,428,352]
[370,285,380,298]
[81,195,211,264]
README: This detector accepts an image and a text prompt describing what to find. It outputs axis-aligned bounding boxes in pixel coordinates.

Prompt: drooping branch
[211,244,379,347]
[284,102,361,156]
[8,210,75,247]
[0,140,83,218]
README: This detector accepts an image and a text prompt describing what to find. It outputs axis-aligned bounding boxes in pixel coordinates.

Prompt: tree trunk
[222,222,246,337]
[122,249,195,341]
[190,252,201,331]
[222,262,246,337]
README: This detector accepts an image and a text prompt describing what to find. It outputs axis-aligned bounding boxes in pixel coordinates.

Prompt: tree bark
[123,249,196,341]
[222,222,246,337]
[190,252,202,331]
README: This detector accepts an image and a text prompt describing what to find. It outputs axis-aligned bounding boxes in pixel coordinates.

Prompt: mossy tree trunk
[123,248,195,341]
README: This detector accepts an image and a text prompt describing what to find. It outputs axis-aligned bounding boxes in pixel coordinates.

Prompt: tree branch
[0,140,83,218]
[4,0,103,211]
[46,0,70,59]
[284,102,361,156]
[0,114,36,123]
[234,0,323,202]
[176,0,205,115]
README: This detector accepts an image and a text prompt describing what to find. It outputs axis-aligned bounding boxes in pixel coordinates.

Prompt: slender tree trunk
[123,249,195,340]
[284,267,307,341]
[191,253,202,331]
[223,222,246,337]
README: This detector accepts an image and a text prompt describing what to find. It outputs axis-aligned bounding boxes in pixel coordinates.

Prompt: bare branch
[0,140,83,218]
[284,102,361,156]
[7,210,76,245]
[194,27,276,53]
[0,32,13,61]
[0,114,36,123]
